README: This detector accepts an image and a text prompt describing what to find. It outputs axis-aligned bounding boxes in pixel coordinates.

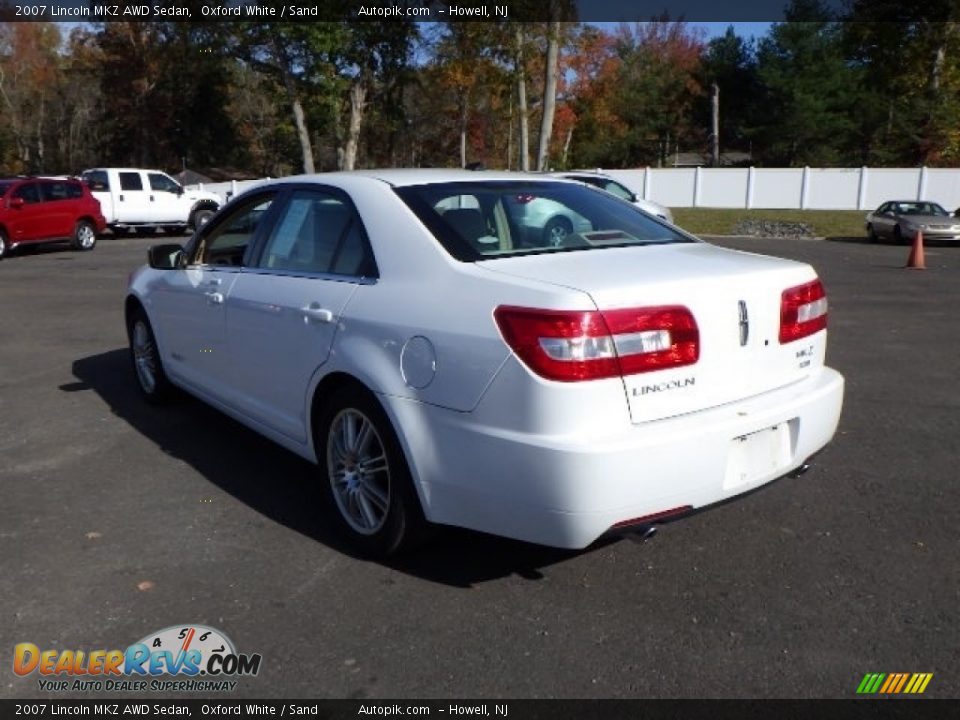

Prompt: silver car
[865,200,960,243]
[550,171,674,224]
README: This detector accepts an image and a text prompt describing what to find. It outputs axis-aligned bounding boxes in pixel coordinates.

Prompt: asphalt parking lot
[2,234,958,700]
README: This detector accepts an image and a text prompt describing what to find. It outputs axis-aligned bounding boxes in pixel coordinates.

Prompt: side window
[602,180,634,201]
[41,182,68,202]
[331,222,376,277]
[65,182,83,200]
[149,173,181,193]
[13,183,41,204]
[193,193,276,267]
[257,190,374,277]
[83,171,109,192]
[119,172,143,191]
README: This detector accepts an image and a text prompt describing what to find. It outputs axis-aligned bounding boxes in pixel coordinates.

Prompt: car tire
[191,208,215,230]
[543,216,573,247]
[866,224,878,243]
[0,229,7,261]
[316,385,428,558]
[894,225,906,245]
[72,220,97,251]
[127,307,174,405]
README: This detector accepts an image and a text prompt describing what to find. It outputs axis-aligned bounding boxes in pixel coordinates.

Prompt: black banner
[0,0,866,24]
[0,700,954,720]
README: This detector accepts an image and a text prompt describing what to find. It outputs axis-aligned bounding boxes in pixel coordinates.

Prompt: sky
[695,22,772,40]
[52,20,774,40]
[591,21,774,41]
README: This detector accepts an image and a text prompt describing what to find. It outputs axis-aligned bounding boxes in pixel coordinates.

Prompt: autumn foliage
[2,8,960,177]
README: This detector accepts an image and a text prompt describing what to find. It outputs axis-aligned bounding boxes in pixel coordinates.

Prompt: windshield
[395,181,692,261]
[894,202,948,216]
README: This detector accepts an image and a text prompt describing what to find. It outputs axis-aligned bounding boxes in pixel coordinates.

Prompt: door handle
[301,304,334,324]
[202,277,222,287]
[205,291,224,305]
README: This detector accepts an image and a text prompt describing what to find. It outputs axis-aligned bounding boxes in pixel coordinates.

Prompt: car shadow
[66,349,613,587]
[826,234,957,247]
[824,235,876,244]
[4,242,80,259]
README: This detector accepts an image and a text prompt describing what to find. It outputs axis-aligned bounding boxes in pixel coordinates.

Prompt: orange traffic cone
[905,229,927,270]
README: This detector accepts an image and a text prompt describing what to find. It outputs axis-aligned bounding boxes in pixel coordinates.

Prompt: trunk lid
[480,243,827,423]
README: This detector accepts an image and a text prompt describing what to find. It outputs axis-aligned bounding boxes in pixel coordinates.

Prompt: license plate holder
[724,423,792,491]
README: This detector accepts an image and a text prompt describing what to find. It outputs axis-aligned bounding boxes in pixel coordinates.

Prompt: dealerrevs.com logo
[13,625,261,692]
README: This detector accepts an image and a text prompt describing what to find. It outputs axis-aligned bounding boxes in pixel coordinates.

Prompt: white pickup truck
[81,168,221,236]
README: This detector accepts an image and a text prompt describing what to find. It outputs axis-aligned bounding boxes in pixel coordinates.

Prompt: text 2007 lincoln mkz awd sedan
[125,170,844,557]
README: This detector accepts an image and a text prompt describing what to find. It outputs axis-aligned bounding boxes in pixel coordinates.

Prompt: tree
[514,23,531,170]
[335,21,417,170]
[0,23,62,172]
[753,0,862,166]
[429,22,502,168]
[698,26,759,161]
[614,20,706,167]
[536,15,561,170]
[844,0,960,165]
[224,21,349,173]
[565,25,626,168]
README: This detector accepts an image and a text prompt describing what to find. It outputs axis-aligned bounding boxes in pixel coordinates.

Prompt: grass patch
[671,208,866,238]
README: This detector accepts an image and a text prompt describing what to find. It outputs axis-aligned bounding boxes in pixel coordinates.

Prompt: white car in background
[550,171,674,224]
[126,170,844,557]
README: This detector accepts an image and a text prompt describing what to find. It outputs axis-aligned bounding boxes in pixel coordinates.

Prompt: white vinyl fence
[188,167,960,212]
[603,167,960,211]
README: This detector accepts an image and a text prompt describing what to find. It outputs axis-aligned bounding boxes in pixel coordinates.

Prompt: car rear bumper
[393,367,844,549]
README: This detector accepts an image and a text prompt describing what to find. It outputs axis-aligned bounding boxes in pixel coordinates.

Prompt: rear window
[82,171,109,191]
[0,181,14,196]
[395,181,693,262]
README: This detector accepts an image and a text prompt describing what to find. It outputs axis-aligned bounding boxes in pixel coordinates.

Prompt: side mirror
[176,185,184,196]
[148,243,184,270]
[629,193,638,203]
[10,197,24,209]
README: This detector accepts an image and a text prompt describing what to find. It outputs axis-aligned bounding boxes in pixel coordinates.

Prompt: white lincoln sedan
[125,170,844,557]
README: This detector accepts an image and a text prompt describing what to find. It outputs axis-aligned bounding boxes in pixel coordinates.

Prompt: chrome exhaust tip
[627,525,658,544]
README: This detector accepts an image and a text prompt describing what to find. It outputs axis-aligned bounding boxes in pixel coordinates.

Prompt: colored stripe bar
[856,672,932,695]
[893,673,909,693]
[879,674,896,694]
[856,674,874,694]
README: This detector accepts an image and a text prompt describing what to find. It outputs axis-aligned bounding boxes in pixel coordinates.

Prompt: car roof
[262,168,579,188]
[549,170,615,179]
[82,168,167,174]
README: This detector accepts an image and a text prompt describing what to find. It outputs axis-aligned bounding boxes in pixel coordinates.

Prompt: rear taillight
[779,279,828,344]
[493,305,699,382]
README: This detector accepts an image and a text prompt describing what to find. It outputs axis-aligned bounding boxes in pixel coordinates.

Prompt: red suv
[0,177,107,260]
